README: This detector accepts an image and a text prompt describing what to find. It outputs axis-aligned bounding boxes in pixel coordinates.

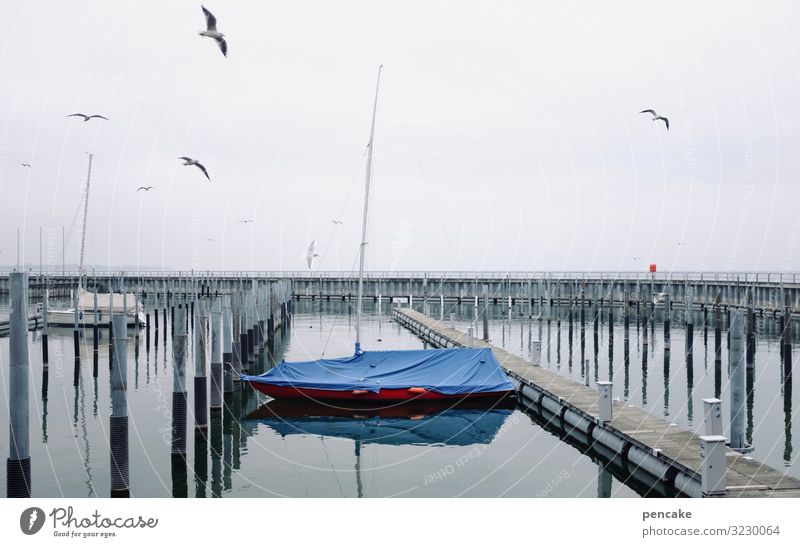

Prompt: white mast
[355,65,382,355]
[77,153,93,293]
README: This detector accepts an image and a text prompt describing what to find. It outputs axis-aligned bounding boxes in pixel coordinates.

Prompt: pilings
[223,295,234,394]
[7,272,31,497]
[172,306,188,458]
[194,302,208,430]
[110,314,129,497]
[210,298,223,412]
[729,309,747,452]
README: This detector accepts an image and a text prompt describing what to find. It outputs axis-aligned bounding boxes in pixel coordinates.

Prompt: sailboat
[48,154,145,328]
[242,66,514,404]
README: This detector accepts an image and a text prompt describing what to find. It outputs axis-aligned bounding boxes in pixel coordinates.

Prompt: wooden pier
[394,307,800,498]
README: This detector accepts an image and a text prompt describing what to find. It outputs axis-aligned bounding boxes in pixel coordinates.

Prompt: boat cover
[241,347,514,395]
[255,408,513,446]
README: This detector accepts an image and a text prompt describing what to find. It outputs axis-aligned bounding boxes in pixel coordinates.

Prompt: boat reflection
[244,398,515,447]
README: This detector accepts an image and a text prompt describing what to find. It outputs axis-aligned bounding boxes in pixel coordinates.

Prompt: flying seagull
[21,163,31,168]
[305,240,320,270]
[238,219,254,224]
[136,186,155,192]
[66,113,109,122]
[331,219,344,225]
[199,6,227,57]
[178,156,210,180]
[639,109,669,130]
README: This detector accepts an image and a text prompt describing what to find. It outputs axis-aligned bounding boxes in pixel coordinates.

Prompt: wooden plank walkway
[394,307,800,498]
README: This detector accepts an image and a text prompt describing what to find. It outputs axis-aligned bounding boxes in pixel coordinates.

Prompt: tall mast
[355,65,382,355]
[78,153,93,293]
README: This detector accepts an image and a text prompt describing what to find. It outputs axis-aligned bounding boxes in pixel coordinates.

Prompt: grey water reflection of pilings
[110,314,130,497]
[7,272,31,497]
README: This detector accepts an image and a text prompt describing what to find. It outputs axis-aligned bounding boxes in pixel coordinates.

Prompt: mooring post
[7,272,31,497]
[729,308,746,451]
[232,293,243,379]
[172,305,188,457]
[686,285,694,354]
[110,314,129,497]
[222,294,234,392]
[73,281,80,360]
[210,298,222,412]
[194,301,208,430]
[783,299,792,379]
[467,326,474,348]
[482,284,489,342]
[700,435,727,495]
[42,286,49,364]
[532,340,541,366]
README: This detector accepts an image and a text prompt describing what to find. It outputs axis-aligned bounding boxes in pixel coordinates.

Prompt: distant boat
[242,67,514,404]
[47,288,144,328]
[49,154,145,328]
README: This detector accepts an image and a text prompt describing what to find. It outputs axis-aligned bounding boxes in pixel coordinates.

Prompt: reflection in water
[194,429,208,498]
[623,339,630,401]
[686,351,694,425]
[663,349,670,417]
[641,347,648,406]
[41,366,49,444]
[597,460,612,498]
[746,366,755,446]
[784,375,793,466]
[210,412,222,498]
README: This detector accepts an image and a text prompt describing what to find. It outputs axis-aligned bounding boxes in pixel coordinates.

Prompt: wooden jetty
[394,307,800,498]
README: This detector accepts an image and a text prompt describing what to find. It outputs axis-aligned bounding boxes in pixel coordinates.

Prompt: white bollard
[532,340,541,365]
[703,398,723,436]
[467,326,474,348]
[597,381,613,423]
[449,313,455,329]
[700,435,728,495]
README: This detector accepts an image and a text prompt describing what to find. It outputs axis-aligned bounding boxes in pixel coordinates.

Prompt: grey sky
[1,1,799,273]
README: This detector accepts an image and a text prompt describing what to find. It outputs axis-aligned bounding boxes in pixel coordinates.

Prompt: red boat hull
[246,382,513,405]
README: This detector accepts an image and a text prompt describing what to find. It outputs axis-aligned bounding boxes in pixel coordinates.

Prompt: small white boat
[47,289,145,328]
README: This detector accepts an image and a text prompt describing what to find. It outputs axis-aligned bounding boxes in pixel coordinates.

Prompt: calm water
[0,297,649,498]
[428,299,799,478]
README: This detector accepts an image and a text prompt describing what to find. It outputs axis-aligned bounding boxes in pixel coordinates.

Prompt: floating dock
[394,307,800,498]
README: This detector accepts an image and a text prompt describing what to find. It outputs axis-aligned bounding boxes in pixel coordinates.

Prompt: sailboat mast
[355,65,382,355]
[77,153,93,292]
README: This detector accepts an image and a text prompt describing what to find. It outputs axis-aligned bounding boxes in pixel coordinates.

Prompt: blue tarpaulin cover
[241,347,514,395]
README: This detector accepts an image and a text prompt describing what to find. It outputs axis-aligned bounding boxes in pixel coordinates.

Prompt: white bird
[305,240,320,270]
[199,6,227,57]
[639,109,669,130]
[66,113,109,122]
[178,156,210,180]
[136,186,155,192]
[331,219,344,225]
[238,219,254,224]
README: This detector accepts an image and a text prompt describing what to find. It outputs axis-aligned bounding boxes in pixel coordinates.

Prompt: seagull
[331,219,344,225]
[66,113,109,122]
[238,219,254,224]
[305,240,320,270]
[136,186,155,192]
[639,109,669,130]
[21,163,31,168]
[199,6,227,57]
[178,157,210,180]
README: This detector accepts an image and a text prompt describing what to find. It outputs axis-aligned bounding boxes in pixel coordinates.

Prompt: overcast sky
[1,1,799,273]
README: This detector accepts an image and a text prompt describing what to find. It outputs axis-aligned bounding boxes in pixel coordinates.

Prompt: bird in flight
[66,113,109,122]
[136,186,155,192]
[178,157,210,180]
[331,219,344,225]
[199,6,227,57]
[639,109,669,130]
[238,219,254,224]
[21,163,31,168]
[305,240,320,270]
